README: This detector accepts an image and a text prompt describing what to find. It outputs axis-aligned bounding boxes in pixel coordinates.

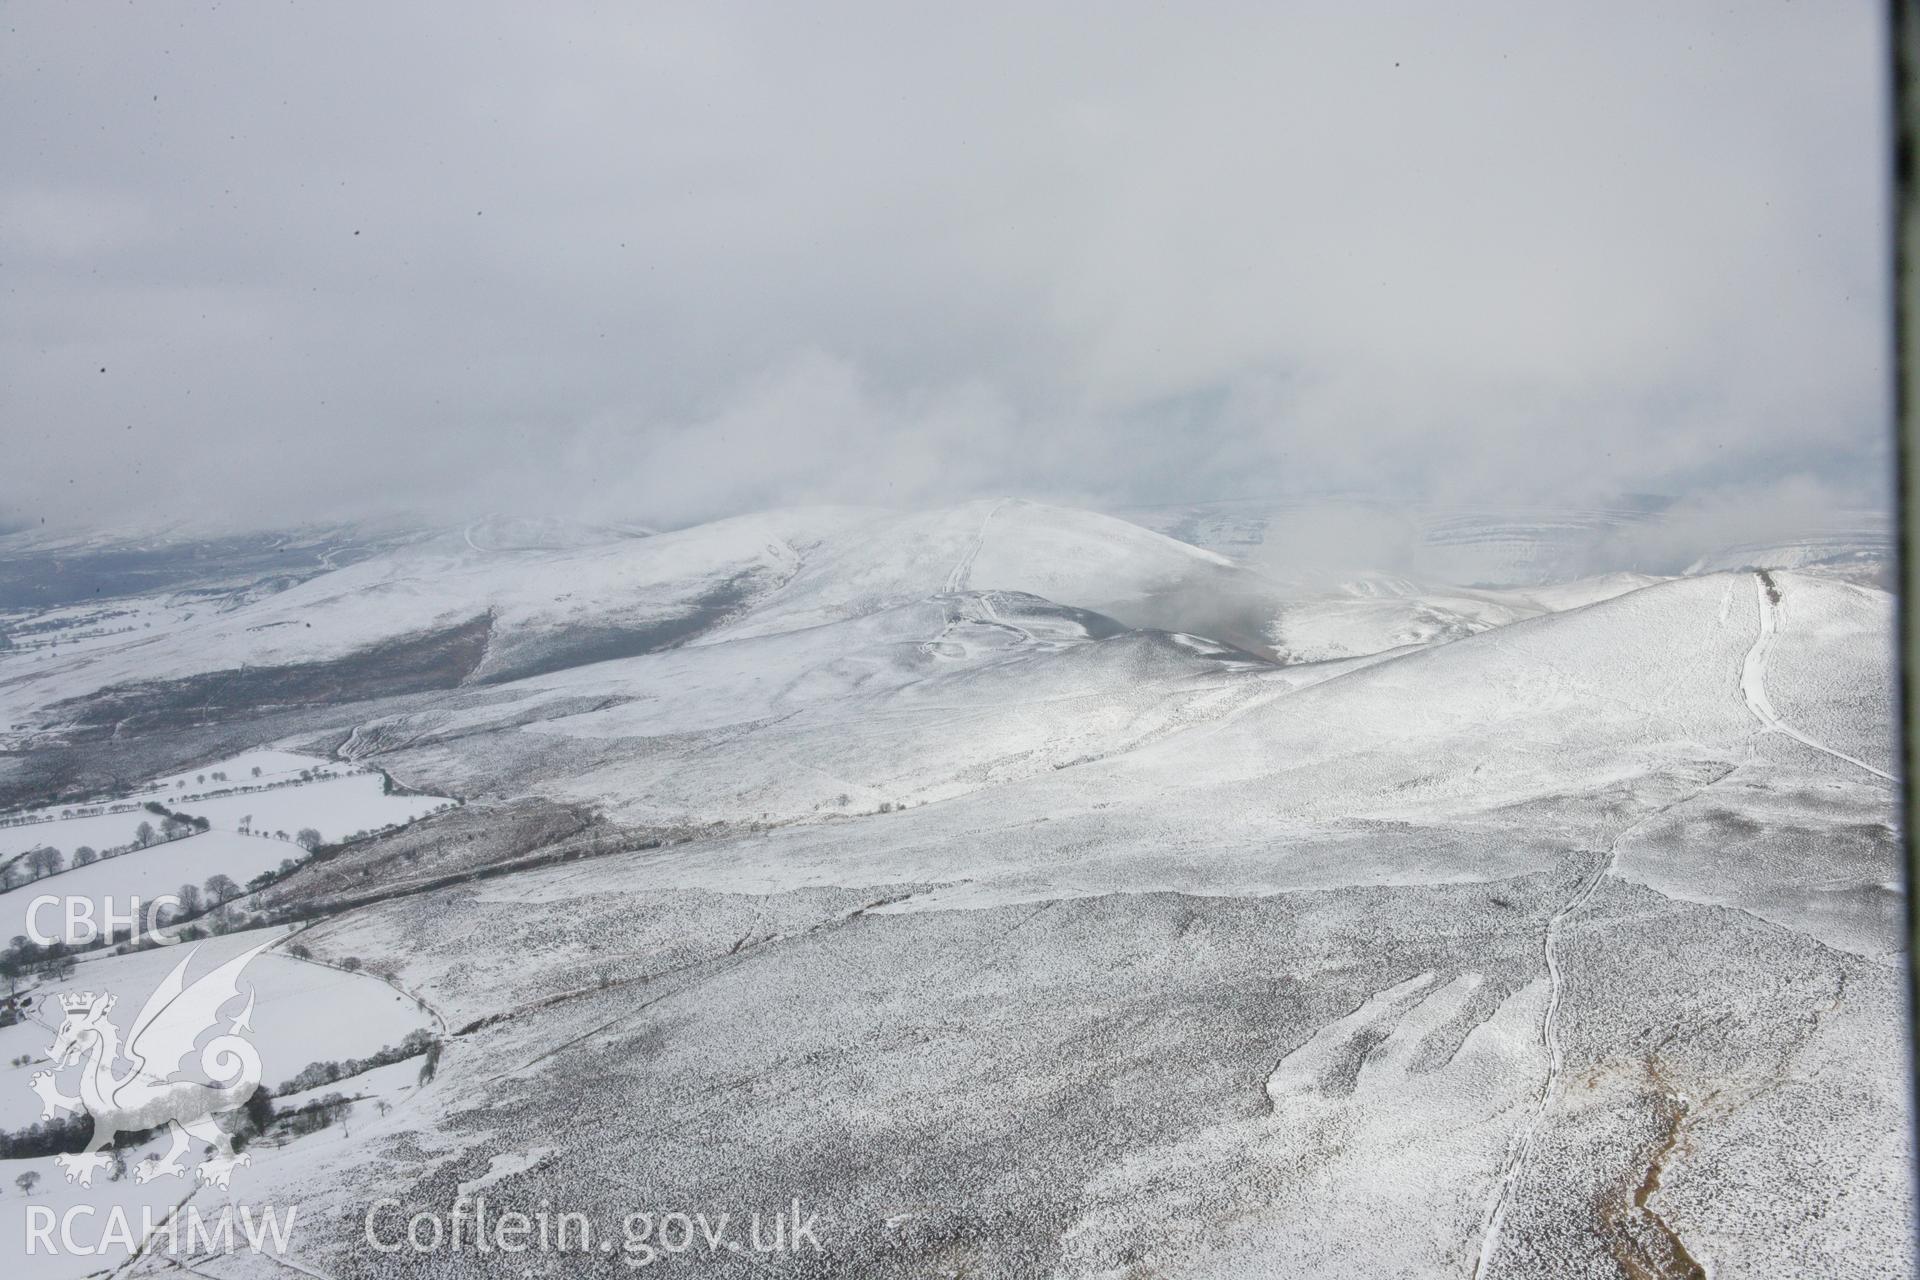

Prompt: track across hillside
[1473,569,1892,1273]
[1741,571,1894,782]
[944,499,1008,593]
[1470,760,1736,1278]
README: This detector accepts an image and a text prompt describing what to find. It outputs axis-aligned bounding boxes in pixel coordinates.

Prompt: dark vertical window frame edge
[1891,4,1920,1256]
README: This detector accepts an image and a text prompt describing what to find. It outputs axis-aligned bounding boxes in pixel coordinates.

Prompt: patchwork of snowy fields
[0,933,434,1280]
[2,761,451,862]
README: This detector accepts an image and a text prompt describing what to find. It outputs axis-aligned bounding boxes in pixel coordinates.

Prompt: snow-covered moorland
[0,501,1907,1278]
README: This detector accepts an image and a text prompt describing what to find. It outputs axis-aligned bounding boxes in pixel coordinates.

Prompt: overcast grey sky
[0,2,1891,532]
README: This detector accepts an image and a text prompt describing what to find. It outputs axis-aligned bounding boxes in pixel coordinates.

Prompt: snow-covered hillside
[0,503,1905,1279]
[0,503,1274,737]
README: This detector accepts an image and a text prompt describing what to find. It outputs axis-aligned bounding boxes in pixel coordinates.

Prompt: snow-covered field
[0,501,1907,1278]
[2,763,451,860]
[0,928,432,1129]
[149,749,355,793]
[0,831,297,945]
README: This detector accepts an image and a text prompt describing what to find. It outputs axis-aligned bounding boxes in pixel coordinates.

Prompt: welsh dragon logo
[30,941,270,1189]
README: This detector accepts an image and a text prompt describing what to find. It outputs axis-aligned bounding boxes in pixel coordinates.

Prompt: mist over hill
[0,4,1903,1272]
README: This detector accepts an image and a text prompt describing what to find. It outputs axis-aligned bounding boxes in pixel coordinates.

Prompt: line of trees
[275,1029,437,1095]
[0,1086,275,1161]
[1,762,362,832]
[0,810,213,890]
